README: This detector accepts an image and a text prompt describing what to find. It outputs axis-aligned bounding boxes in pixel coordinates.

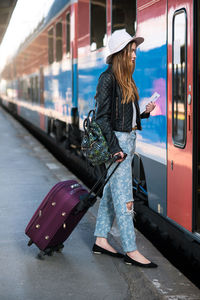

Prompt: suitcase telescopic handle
[74,153,127,214]
[92,153,127,198]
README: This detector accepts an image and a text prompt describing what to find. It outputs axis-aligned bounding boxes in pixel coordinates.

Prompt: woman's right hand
[114,151,124,162]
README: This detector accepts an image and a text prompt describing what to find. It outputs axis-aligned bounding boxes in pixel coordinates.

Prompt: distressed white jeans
[94,131,137,252]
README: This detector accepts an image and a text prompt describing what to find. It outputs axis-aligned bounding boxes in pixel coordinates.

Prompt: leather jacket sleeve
[95,72,122,155]
[140,111,150,119]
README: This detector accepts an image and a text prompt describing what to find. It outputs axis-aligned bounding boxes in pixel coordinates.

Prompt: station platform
[0,106,200,300]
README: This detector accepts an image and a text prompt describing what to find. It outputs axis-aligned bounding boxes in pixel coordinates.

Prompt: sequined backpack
[81,110,111,166]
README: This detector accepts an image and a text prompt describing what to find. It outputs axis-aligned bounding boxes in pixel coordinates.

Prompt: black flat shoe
[92,244,124,258]
[124,254,158,268]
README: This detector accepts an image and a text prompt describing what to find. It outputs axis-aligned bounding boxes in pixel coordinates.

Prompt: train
[0,0,200,263]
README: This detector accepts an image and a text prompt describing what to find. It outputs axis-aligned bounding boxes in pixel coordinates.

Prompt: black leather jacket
[95,65,150,154]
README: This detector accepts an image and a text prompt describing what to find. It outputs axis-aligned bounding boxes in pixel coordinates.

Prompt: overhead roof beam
[0,0,18,44]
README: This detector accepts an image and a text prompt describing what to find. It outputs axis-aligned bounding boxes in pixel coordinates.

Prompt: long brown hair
[112,42,139,104]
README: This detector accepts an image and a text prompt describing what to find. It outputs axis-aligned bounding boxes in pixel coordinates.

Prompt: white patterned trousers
[94,131,137,252]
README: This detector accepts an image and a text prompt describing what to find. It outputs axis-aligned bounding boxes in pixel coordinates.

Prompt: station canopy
[0,0,17,44]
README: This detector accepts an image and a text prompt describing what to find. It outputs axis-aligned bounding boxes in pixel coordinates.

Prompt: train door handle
[187,94,192,105]
[188,114,191,131]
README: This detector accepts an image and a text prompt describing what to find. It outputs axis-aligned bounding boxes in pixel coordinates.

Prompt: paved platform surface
[0,106,200,300]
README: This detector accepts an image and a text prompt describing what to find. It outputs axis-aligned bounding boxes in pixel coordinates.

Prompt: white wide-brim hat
[106,29,144,64]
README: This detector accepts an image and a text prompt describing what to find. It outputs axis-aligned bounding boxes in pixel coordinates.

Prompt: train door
[65,8,73,106]
[69,4,78,124]
[39,66,45,130]
[195,0,200,234]
[167,0,193,231]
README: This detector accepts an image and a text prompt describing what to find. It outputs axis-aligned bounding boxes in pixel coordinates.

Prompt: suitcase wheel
[37,244,64,259]
[27,239,33,247]
[45,248,54,256]
[55,244,64,253]
[37,248,54,259]
[37,251,46,260]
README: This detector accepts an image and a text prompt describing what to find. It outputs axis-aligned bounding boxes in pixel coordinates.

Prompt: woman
[92,29,157,268]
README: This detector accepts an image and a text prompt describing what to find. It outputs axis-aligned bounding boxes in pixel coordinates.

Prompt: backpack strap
[83,110,95,132]
[94,72,116,123]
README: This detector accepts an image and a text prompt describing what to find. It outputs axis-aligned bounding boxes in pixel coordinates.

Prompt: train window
[48,28,54,64]
[56,22,63,61]
[29,76,39,102]
[90,0,107,50]
[34,76,39,103]
[172,10,187,147]
[66,13,70,55]
[112,0,136,35]
[30,77,33,101]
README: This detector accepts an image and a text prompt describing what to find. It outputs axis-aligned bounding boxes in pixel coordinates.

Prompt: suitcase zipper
[116,97,118,119]
[122,104,124,130]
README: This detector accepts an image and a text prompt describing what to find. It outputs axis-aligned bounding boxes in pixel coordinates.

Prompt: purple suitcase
[25,155,126,258]
[25,180,89,255]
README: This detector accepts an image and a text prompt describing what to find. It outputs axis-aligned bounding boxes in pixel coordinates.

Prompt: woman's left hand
[144,101,156,113]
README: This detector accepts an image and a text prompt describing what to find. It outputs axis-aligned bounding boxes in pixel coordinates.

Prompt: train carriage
[0,0,200,254]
